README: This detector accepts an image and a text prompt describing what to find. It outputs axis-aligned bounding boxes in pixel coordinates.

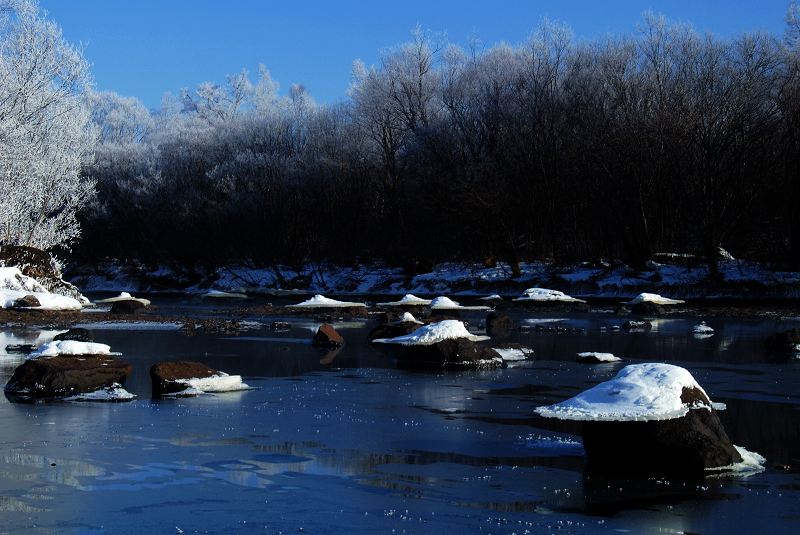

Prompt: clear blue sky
[40,0,792,109]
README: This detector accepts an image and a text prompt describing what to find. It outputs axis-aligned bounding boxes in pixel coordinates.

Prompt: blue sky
[40,1,792,108]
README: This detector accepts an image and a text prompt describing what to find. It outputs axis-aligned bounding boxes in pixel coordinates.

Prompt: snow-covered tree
[0,0,96,250]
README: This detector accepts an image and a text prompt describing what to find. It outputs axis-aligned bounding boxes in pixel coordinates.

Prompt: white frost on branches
[0,0,96,250]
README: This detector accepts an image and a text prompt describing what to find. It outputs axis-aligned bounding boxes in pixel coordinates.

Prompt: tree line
[3,1,800,278]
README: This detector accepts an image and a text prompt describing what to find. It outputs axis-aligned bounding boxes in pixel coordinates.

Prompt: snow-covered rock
[625,293,685,306]
[513,288,586,303]
[150,361,250,397]
[377,294,431,306]
[493,346,534,361]
[429,296,490,311]
[173,373,249,394]
[398,312,423,324]
[535,363,712,422]
[373,320,489,345]
[287,294,366,309]
[96,291,151,306]
[0,267,83,311]
[29,341,112,358]
[576,352,621,363]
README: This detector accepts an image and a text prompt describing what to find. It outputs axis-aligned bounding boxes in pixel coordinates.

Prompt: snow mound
[202,289,247,299]
[374,320,490,345]
[398,312,423,324]
[429,296,490,310]
[377,294,431,306]
[30,341,112,357]
[692,322,715,334]
[479,294,503,301]
[0,267,83,311]
[287,294,366,308]
[535,363,712,422]
[625,293,685,306]
[513,288,586,303]
[96,292,151,306]
[174,373,250,394]
[64,383,135,402]
[494,347,534,361]
[577,352,621,363]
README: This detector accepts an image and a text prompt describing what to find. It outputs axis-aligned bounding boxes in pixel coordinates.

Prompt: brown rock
[395,339,503,370]
[5,355,132,400]
[12,294,40,308]
[150,360,218,397]
[110,300,147,314]
[312,324,344,347]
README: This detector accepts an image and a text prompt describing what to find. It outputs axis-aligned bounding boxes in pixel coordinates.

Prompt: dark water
[1,298,800,534]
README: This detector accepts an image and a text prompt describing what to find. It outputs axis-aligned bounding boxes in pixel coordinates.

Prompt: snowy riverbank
[65,258,800,300]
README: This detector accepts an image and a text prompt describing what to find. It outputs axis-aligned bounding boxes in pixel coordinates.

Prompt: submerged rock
[312,324,344,347]
[485,312,513,339]
[54,328,92,342]
[5,355,132,400]
[764,328,800,353]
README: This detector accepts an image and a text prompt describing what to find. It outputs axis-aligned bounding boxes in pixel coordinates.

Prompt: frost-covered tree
[0,0,96,250]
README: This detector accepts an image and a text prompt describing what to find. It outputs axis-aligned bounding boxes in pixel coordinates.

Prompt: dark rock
[5,355,132,399]
[110,300,147,314]
[623,320,652,331]
[394,339,503,370]
[486,312,513,339]
[54,328,92,342]
[150,360,218,397]
[5,344,35,354]
[630,302,666,316]
[764,328,800,353]
[515,301,590,313]
[12,294,40,308]
[367,320,420,342]
[312,324,344,347]
[613,306,630,316]
[582,389,742,475]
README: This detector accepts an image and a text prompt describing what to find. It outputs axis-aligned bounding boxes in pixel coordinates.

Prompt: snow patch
[96,292,151,306]
[429,296,490,310]
[175,373,250,393]
[398,312,423,324]
[202,289,247,299]
[625,293,685,306]
[287,294,366,309]
[705,445,765,477]
[692,322,715,334]
[374,320,490,345]
[30,341,112,357]
[513,288,586,303]
[576,352,621,363]
[64,383,135,402]
[377,294,431,306]
[494,347,534,361]
[535,363,712,422]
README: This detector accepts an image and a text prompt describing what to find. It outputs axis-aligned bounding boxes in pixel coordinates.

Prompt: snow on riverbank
[66,257,800,299]
[1,267,83,311]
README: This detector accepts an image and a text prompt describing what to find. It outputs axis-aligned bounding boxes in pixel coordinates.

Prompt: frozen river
[1,298,799,533]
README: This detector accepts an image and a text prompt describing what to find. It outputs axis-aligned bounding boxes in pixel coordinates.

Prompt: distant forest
[3,2,800,277]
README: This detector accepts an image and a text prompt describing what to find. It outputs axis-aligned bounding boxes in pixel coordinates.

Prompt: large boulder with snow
[0,245,88,304]
[535,363,751,475]
[5,342,132,401]
[625,293,684,316]
[150,361,249,397]
[373,320,502,369]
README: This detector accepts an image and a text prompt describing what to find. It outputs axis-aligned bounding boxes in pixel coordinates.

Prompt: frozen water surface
[0,297,799,533]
